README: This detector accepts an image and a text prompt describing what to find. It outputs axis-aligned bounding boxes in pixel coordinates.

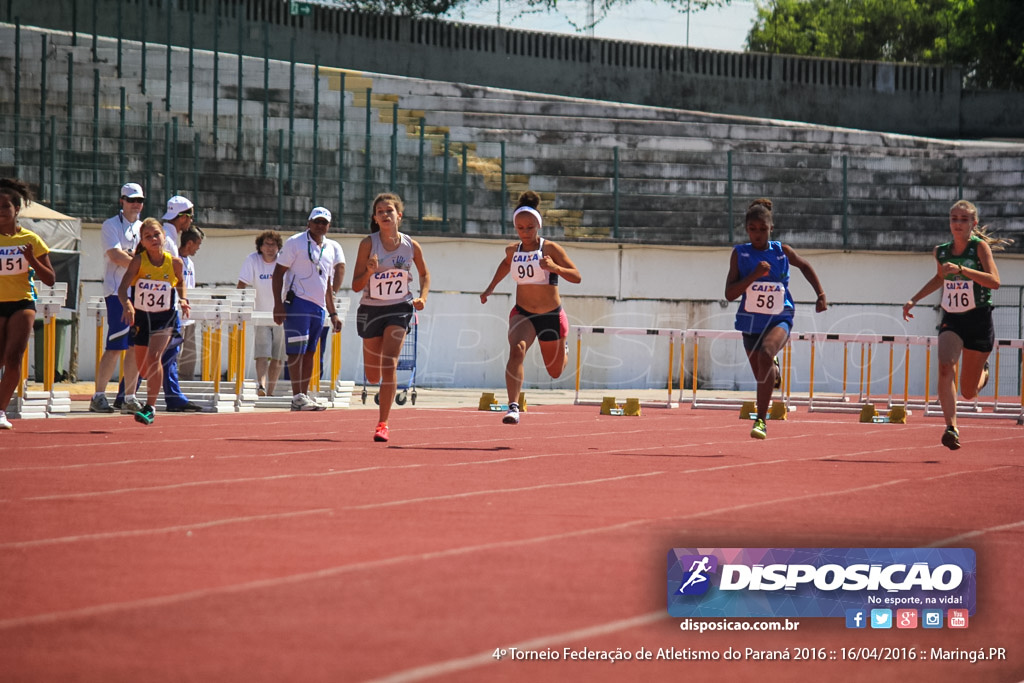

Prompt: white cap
[308,207,332,223]
[120,183,144,199]
[162,195,194,221]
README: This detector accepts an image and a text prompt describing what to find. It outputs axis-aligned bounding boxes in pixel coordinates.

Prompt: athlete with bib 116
[480,191,581,426]
[902,200,1012,451]
[725,199,827,440]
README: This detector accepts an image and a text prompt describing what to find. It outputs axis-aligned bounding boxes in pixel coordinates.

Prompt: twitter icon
[870,609,893,629]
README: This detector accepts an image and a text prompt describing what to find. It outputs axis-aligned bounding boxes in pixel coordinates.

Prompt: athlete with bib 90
[902,200,1012,450]
[725,199,827,440]
[480,191,581,425]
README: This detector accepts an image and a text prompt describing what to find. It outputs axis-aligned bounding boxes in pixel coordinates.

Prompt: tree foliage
[747,0,1024,90]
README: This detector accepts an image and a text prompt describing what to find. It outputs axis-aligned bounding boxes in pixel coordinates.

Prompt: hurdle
[921,337,1024,422]
[572,325,679,408]
[86,295,131,389]
[683,329,793,413]
[682,328,1024,424]
[309,295,352,406]
[12,281,71,420]
[788,333,925,415]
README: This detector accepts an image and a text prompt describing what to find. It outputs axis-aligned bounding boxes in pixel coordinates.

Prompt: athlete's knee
[509,341,528,360]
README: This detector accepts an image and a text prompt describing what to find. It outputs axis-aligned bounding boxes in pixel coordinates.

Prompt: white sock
[125,394,136,403]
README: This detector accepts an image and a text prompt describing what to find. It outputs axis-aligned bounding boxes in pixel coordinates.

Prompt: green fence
[1,20,1022,249]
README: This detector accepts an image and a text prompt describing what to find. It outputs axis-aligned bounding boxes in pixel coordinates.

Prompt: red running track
[0,405,1021,682]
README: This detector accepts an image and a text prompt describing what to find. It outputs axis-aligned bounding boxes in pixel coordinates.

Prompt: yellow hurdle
[235,320,248,397]
[310,335,321,393]
[330,325,342,396]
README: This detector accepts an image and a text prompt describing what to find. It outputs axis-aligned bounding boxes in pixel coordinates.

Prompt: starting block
[860,403,909,424]
[479,391,527,411]
[600,396,641,416]
[739,401,788,421]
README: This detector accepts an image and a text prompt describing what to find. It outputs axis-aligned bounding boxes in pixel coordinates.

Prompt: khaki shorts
[254,324,286,361]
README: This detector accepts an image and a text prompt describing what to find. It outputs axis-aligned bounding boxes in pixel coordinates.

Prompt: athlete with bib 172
[902,200,1011,451]
[351,193,430,444]
[725,198,827,441]
[480,191,581,426]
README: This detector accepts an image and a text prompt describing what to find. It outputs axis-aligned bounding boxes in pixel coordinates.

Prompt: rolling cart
[362,312,418,406]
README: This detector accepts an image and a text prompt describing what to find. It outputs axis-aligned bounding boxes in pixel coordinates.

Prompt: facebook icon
[845,609,867,629]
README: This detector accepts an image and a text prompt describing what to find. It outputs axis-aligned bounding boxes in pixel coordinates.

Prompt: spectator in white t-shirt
[237,230,285,396]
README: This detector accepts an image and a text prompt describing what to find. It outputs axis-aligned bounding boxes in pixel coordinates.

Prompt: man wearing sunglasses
[155,195,205,413]
[90,183,145,413]
[272,207,346,411]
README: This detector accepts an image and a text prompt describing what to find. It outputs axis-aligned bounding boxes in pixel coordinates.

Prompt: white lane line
[365,611,668,683]
[926,519,1024,547]
[341,471,667,510]
[0,508,335,549]
[1,465,1013,630]
[13,425,1018,503]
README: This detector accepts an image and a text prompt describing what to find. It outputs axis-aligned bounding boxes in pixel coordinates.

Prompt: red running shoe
[374,422,390,442]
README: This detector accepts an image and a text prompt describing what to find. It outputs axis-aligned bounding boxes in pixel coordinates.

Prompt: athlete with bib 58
[903,200,1012,450]
[725,199,827,440]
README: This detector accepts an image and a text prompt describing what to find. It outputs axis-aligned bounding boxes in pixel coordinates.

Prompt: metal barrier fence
[2,21,1023,249]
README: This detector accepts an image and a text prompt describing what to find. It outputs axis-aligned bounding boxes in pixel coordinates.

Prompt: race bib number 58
[744,282,785,315]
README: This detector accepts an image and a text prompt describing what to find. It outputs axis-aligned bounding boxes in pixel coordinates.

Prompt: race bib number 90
[370,269,409,301]
[744,282,785,315]
[511,250,549,285]
[942,280,976,314]
[134,279,173,312]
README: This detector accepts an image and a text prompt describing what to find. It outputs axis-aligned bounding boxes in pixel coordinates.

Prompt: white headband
[513,206,543,230]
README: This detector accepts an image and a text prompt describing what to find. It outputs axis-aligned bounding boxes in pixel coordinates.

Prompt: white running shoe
[502,402,520,425]
[291,394,326,412]
[121,397,144,414]
[0,412,12,430]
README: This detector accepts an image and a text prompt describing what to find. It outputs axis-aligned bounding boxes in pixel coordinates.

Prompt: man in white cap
[161,195,194,256]
[90,183,144,413]
[272,207,345,411]
[156,195,204,412]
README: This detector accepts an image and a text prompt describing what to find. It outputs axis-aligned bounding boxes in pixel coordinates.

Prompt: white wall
[70,224,1024,394]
